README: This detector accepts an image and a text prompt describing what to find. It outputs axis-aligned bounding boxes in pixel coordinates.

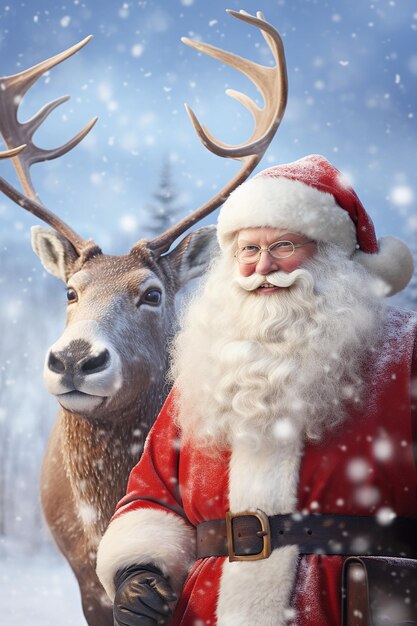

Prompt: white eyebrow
[238,234,294,245]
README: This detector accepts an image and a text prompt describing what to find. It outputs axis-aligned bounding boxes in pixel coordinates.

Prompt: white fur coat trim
[217,545,299,626]
[96,508,196,600]
[216,436,304,625]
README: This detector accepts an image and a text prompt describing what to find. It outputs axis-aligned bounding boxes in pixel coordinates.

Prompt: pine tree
[145,158,183,238]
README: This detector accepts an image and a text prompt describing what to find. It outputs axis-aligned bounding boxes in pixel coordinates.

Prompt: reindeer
[0,10,288,626]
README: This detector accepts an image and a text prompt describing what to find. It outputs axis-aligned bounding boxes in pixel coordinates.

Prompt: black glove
[113,564,177,626]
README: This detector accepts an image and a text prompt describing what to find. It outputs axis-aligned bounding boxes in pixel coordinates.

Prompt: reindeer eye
[140,288,162,307]
[66,287,78,303]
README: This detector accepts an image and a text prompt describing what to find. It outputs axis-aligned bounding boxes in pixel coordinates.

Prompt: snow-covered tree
[145,158,184,238]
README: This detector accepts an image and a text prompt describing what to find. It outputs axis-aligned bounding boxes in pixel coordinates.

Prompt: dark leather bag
[342,556,417,626]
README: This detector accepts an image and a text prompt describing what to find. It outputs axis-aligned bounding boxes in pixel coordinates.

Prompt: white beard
[170,243,383,452]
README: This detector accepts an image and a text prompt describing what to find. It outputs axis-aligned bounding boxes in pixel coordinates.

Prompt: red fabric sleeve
[112,388,187,521]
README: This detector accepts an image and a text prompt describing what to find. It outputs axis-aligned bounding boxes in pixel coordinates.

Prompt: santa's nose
[255,250,280,274]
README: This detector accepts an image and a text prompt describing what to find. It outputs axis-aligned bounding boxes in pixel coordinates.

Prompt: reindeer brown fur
[37,239,215,624]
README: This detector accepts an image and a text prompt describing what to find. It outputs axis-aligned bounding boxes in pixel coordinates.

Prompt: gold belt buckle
[225,509,272,562]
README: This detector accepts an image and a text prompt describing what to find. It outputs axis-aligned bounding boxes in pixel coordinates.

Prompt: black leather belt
[196,511,417,562]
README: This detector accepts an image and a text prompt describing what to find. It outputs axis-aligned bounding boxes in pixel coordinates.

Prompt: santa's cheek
[280,256,309,273]
[238,264,256,277]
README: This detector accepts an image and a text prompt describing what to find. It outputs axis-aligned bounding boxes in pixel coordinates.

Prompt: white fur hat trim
[217,176,357,254]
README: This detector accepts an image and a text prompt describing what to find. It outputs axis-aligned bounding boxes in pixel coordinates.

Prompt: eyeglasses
[235,240,315,264]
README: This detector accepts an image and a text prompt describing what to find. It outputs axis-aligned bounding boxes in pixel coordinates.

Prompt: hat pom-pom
[354,236,414,297]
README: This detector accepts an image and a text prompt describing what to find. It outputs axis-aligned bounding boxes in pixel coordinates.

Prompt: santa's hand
[113,564,177,625]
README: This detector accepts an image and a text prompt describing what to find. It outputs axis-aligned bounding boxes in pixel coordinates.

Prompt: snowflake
[390,185,414,207]
[131,44,144,58]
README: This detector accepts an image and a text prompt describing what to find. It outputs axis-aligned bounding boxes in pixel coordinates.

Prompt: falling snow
[376,506,396,525]
[346,457,370,482]
[131,43,144,58]
[60,15,71,28]
[273,416,297,442]
[390,185,414,207]
[1,0,417,622]
[373,436,394,461]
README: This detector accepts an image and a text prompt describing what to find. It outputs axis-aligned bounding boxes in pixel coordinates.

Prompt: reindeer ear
[165,225,218,290]
[31,226,79,282]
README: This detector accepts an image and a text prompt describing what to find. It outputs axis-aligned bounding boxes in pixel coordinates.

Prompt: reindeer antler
[0,37,97,254]
[146,10,288,257]
[0,144,26,158]
[0,13,287,259]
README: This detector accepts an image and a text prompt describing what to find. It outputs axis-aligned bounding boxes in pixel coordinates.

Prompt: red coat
[97,307,417,625]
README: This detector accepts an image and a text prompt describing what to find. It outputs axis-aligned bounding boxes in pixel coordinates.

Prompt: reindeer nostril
[81,349,110,374]
[48,351,66,374]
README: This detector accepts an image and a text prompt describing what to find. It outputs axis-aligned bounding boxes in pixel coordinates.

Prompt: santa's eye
[270,241,293,252]
[240,245,260,255]
[242,245,259,251]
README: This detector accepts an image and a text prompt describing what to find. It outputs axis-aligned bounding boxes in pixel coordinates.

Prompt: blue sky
[0,0,416,253]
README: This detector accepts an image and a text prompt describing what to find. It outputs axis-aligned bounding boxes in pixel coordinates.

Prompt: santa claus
[96,155,417,626]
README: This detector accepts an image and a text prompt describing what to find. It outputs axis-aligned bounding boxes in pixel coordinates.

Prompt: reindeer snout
[80,349,111,374]
[44,323,122,399]
[47,350,66,374]
[47,346,111,376]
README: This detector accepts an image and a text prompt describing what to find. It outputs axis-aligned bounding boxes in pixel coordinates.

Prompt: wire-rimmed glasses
[235,240,315,264]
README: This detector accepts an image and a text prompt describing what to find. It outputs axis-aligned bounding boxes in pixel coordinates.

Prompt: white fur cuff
[96,508,196,600]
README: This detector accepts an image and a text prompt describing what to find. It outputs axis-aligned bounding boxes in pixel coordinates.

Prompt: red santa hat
[217,154,413,296]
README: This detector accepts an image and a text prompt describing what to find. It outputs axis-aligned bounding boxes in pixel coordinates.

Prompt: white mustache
[236,268,310,292]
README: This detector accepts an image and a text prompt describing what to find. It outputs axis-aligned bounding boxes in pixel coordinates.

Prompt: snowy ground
[1,542,86,625]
